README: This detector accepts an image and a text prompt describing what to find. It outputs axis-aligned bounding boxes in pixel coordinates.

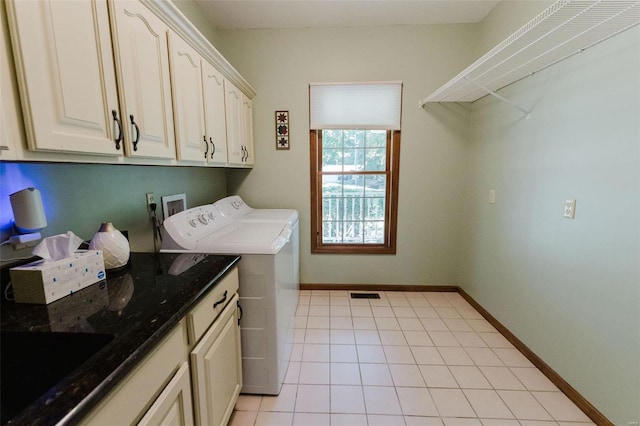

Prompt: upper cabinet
[5,0,122,156]
[201,61,228,166]
[226,81,254,167]
[169,32,207,164]
[109,0,176,159]
[4,0,256,167]
[169,33,228,166]
[1,4,18,160]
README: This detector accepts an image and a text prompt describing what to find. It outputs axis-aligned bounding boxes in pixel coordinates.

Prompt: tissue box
[10,250,106,304]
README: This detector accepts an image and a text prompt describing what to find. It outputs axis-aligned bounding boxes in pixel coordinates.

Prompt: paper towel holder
[8,187,47,247]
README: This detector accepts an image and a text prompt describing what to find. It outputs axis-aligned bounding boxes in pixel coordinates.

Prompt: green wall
[0,163,227,265]
[460,6,640,423]
[214,24,477,286]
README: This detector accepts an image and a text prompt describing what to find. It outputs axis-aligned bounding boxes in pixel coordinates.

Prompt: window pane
[314,129,399,251]
[322,148,343,170]
[364,175,386,192]
[364,221,385,243]
[322,175,342,197]
[365,148,386,171]
[342,221,363,243]
[322,129,343,148]
[365,130,387,147]
[323,219,342,243]
[320,174,387,245]
[344,130,364,148]
[365,196,385,220]
[322,196,342,221]
[342,176,364,198]
[342,148,364,171]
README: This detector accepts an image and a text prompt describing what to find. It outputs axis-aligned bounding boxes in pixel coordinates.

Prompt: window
[309,82,402,254]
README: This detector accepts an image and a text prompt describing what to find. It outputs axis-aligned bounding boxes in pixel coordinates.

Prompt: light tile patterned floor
[229,290,595,426]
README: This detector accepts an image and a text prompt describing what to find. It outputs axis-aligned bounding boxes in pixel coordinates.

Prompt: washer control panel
[163,204,234,250]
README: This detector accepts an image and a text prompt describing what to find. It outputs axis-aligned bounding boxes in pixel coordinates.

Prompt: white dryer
[161,199,299,395]
[215,195,298,226]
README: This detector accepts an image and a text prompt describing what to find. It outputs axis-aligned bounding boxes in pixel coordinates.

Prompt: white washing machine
[161,198,299,395]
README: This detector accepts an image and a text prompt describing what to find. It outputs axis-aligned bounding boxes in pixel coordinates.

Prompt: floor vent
[350,292,381,299]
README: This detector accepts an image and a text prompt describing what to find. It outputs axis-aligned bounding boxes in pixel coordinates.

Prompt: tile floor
[229,290,595,426]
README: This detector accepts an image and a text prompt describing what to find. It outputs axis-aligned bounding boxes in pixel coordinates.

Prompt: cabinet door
[79,322,189,425]
[110,0,176,159]
[202,61,228,166]
[191,294,242,426]
[169,33,206,164]
[241,94,255,166]
[5,0,122,156]
[138,362,194,426]
[224,80,244,166]
[1,4,17,160]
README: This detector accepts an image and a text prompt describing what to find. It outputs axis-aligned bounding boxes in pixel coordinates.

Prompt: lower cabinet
[80,267,241,426]
[191,294,242,426]
[138,362,194,426]
[79,322,191,425]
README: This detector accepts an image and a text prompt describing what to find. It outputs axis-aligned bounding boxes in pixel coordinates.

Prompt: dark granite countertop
[0,252,240,426]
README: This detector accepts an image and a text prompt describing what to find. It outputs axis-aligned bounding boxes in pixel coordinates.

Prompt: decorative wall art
[275,110,289,150]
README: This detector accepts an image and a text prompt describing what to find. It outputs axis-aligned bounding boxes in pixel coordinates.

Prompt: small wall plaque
[276,110,289,150]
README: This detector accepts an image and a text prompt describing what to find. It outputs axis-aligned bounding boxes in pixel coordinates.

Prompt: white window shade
[309,82,402,130]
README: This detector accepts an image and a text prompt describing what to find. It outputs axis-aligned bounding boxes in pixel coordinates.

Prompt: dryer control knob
[198,214,210,224]
[189,219,199,227]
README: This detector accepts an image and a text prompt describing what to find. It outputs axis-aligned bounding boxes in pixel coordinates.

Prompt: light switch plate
[489,190,496,204]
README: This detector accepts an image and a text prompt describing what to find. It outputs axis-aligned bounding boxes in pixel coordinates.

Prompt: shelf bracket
[464,77,531,119]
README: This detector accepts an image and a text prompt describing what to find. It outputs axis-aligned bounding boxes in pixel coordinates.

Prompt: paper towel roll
[10,187,47,232]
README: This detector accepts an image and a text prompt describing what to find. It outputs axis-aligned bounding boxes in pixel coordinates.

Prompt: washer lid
[195,222,292,254]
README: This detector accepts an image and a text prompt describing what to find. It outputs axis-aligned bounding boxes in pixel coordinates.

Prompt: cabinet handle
[203,135,208,159]
[130,114,140,151]
[209,137,215,159]
[237,301,243,326]
[112,110,123,150]
[241,146,247,162]
[213,290,228,309]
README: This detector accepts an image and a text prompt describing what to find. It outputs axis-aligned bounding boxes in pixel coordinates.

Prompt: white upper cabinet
[5,0,255,166]
[242,94,254,166]
[170,31,229,167]
[6,0,122,156]
[225,81,254,167]
[1,4,18,160]
[169,32,207,164]
[201,61,228,166]
[109,0,176,160]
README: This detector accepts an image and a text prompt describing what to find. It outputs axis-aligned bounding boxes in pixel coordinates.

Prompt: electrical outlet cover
[563,199,576,219]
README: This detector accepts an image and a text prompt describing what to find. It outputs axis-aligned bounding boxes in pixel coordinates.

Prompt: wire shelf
[420,0,640,109]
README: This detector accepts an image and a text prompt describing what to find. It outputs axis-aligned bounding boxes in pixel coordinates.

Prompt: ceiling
[193,1,501,30]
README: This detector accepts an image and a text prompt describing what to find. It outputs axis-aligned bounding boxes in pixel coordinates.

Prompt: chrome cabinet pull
[130,114,140,151]
[112,110,123,150]
[209,137,215,159]
[203,135,208,159]
[213,290,228,309]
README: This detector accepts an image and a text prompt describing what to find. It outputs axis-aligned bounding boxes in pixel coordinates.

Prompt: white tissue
[32,231,84,261]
